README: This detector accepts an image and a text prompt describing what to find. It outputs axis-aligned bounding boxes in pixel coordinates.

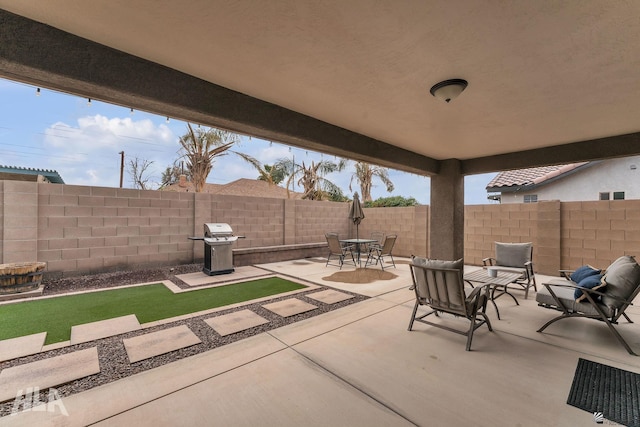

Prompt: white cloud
[42,115,179,188]
[38,114,492,202]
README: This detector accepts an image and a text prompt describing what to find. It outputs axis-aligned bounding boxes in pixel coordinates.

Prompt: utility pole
[119,151,124,188]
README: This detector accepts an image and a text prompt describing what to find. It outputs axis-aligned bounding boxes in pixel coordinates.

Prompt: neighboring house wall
[500,156,640,203]
[2,180,639,277]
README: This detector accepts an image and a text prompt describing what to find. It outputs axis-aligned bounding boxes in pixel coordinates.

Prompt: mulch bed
[0,264,368,416]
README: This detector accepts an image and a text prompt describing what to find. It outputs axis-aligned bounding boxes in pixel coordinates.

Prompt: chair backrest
[410,257,467,315]
[495,242,532,268]
[325,233,343,254]
[379,234,397,255]
[370,231,384,245]
[601,255,640,310]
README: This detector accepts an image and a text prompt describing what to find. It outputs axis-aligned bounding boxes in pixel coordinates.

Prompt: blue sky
[0,79,496,204]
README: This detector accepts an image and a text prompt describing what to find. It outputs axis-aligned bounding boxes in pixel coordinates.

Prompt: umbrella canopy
[349,192,365,239]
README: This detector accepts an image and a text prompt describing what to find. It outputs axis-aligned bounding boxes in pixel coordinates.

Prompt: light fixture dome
[430,79,468,103]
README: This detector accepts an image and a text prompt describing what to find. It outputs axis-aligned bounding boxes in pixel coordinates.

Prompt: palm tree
[178,124,239,192]
[349,161,394,202]
[159,162,190,188]
[280,158,346,200]
[235,153,287,185]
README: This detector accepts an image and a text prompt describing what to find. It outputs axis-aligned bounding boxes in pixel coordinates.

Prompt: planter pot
[0,262,46,294]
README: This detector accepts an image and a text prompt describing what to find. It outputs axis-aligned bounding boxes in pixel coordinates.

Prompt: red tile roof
[163,178,303,199]
[486,162,590,190]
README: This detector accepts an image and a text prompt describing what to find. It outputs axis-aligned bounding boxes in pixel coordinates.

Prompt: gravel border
[0,264,368,416]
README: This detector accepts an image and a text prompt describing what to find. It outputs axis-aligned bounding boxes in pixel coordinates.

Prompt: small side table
[464,269,523,320]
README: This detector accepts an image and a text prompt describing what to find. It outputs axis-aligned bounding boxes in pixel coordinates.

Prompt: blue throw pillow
[574,274,605,302]
[570,265,601,283]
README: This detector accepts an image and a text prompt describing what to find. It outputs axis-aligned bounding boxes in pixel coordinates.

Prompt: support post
[429,159,464,260]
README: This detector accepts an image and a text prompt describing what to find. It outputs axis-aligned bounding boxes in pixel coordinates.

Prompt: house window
[613,191,625,200]
[599,192,610,200]
[523,194,538,203]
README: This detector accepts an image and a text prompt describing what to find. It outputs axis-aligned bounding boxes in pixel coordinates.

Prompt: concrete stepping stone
[204,309,270,336]
[0,347,99,402]
[262,299,317,317]
[177,266,270,287]
[123,325,201,363]
[0,332,47,363]
[70,314,141,345]
[306,289,355,305]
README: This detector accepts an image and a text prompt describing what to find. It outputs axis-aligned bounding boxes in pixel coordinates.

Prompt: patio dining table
[464,269,523,320]
[340,238,378,268]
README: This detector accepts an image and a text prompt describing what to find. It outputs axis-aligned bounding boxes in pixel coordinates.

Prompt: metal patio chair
[483,241,537,299]
[536,255,640,356]
[365,234,397,270]
[408,256,493,351]
[363,231,385,255]
[325,232,356,269]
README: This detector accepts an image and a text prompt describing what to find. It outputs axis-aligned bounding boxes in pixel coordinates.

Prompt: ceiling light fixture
[429,79,468,103]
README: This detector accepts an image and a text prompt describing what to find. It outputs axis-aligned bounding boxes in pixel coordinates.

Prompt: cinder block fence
[1,180,639,277]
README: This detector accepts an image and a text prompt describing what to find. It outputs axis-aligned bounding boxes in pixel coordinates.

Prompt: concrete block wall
[35,184,194,276]
[2,180,640,277]
[0,182,4,261]
[1,181,38,263]
[294,199,350,244]
[203,194,285,249]
[357,206,428,258]
[464,201,559,275]
[561,200,640,269]
[535,200,561,274]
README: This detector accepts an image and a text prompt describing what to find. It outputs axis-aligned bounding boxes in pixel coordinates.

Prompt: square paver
[0,332,47,363]
[204,309,270,336]
[70,314,141,345]
[306,290,354,305]
[177,266,270,287]
[0,347,100,402]
[123,325,201,363]
[262,299,317,317]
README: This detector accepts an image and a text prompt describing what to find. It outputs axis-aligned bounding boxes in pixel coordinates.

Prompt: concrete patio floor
[2,257,640,426]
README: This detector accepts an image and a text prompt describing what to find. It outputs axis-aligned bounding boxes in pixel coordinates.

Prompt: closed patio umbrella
[349,192,365,240]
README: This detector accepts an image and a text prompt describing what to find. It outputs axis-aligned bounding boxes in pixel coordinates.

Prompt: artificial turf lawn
[0,277,306,345]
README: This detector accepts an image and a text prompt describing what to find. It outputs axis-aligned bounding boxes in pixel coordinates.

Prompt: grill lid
[204,223,233,237]
[204,236,239,243]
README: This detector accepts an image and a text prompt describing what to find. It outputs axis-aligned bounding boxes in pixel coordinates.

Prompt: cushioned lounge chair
[408,257,493,351]
[483,242,537,299]
[536,255,640,356]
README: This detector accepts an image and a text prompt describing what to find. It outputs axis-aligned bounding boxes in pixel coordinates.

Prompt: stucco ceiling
[1,1,640,171]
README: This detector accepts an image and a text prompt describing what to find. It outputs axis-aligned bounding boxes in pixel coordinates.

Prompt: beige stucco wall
[1,180,639,277]
[500,156,640,204]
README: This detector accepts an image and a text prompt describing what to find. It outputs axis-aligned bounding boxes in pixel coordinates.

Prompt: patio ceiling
[1,1,640,176]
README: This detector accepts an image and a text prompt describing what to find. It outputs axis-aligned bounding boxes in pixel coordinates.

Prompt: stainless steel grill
[201,223,239,275]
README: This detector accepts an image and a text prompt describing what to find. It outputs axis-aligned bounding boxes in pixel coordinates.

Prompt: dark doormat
[567,358,640,426]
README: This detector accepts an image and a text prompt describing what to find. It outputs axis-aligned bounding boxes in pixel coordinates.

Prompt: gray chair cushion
[411,257,465,311]
[601,255,640,309]
[412,257,463,270]
[495,242,532,268]
[536,280,614,318]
